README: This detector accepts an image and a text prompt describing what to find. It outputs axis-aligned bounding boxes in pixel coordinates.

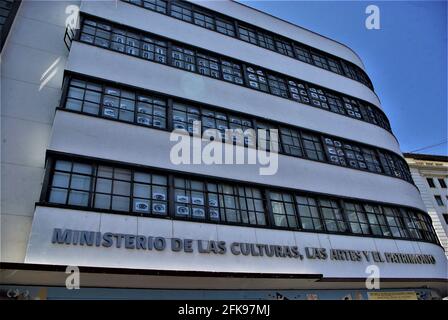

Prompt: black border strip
[2,262,447,284]
[0,262,323,279]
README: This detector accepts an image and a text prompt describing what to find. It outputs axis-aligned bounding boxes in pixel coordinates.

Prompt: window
[80,19,168,64]
[238,25,257,45]
[378,151,400,179]
[193,11,214,30]
[119,1,374,89]
[413,212,438,242]
[65,78,102,115]
[246,66,269,92]
[267,74,289,98]
[45,155,438,244]
[80,16,387,134]
[287,80,309,103]
[215,18,235,37]
[48,160,169,214]
[49,160,93,206]
[345,202,371,235]
[327,57,342,74]
[279,127,303,157]
[174,178,206,219]
[256,122,279,152]
[207,183,266,225]
[323,137,369,170]
[171,45,196,72]
[141,37,167,64]
[172,102,200,134]
[257,32,275,50]
[275,39,294,57]
[296,196,323,231]
[438,178,447,188]
[311,52,329,70]
[318,199,347,232]
[221,60,244,84]
[143,0,167,13]
[124,0,167,14]
[171,1,192,22]
[64,78,167,129]
[172,102,254,145]
[196,53,221,79]
[341,97,363,119]
[95,166,168,214]
[326,92,345,114]
[270,192,298,228]
[401,209,422,240]
[294,45,312,64]
[435,195,444,206]
[307,86,328,110]
[80,19,112,48]
[102,86,135,122]
[361,147,382,173]
[340,60,357,80]
[301,132,325,161]
[364,204,391,236]
[383,207,408,238]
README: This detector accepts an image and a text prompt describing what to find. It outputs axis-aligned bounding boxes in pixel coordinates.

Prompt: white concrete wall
[1,1,80,263]
[25,206,448,280]
[49,111,424,211]
[66,42,400,155]
[80,0,381,108]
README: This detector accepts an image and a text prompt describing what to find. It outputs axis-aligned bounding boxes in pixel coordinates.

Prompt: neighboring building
[404,153,448,257]
[0,0,446,300]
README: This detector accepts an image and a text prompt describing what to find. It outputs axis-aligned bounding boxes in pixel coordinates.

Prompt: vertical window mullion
[338,199,350,234]
[87,162,96,208]
[264,189,276,227]
[40,157,55,203]
[233,20,240,39]
[166,0,172,16]
[204,181,210,221]
[60,75,71,109]
[166,40,173,66]
[65,161,74,206]
[98,83,106,118]
[166,98,174,131]
[315,198,328,232]
[91,162,100,210]
[362,204,375,235]
[129,169,135,213]
[168,174,175,218]
[292,194,303,230]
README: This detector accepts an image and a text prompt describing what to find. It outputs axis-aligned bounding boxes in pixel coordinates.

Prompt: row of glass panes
[78,16,392,133]
[46,158,438,244]
[63,76,412,184]
[120,0,374,90]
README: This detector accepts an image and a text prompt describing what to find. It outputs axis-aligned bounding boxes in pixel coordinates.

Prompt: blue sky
[240,0,447,156]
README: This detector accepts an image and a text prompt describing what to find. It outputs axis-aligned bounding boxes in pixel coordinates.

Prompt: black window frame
[119,0,375,90]
[41,153,440,246]
[76,14,392,134]
[60,72,414,186]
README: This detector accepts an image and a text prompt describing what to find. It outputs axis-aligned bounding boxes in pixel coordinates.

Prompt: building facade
[404,153,448,257]
[0,0,447,299]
